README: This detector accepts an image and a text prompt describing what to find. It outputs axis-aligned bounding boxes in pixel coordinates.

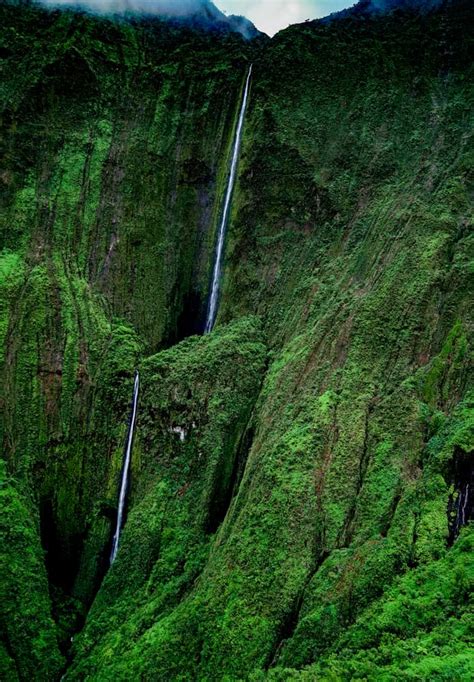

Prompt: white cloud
[215,0,349,36]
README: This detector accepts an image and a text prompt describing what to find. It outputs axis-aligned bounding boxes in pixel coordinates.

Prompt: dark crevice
[229,423,256,502]
[205,349,269,536]
[447,447,473,545]
[380,490,402,538]
[39,450,124,655]
[266,550,330,670]
[341,406,371,546]
[175,289,207,341]
[39,495,116,596]
[84,505,117,599]
[39,499,81,594]
[408,509,420,568]
[39,499,89,659]
[2,630,21,679]
[205,417,256,535]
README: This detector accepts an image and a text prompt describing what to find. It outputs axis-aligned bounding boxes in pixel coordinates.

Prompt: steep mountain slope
[0,1,473,680]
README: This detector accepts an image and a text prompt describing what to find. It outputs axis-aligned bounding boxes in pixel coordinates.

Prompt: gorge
[109,59,252,568]
[0,0,473,680]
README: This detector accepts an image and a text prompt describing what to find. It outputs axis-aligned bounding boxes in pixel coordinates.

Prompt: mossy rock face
[0,461,64,681]
[67,316,267,679]
[1,1,474,680]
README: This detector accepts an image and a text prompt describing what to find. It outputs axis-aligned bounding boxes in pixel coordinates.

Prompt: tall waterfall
[110,370,140,564]
[204,64,253,333]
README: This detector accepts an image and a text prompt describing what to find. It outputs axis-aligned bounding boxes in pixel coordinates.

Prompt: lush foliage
[0,1,472,679]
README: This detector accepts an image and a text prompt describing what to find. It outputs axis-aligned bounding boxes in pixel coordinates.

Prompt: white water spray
[204,64,253,333]
[110,370,139,564]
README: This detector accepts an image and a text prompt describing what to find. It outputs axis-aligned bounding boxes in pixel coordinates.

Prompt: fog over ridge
[37,0,261,38]
[35,0,447,38]
[38,0,223,17]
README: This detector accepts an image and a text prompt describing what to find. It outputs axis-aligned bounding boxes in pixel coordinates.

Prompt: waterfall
[204,64,253,333]
[447,450,473,544]
[450,481,472,541]
[110,370,140,564]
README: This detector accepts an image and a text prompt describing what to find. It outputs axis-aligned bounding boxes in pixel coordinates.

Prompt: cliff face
[0,5,255,676]
[0,1,473,680]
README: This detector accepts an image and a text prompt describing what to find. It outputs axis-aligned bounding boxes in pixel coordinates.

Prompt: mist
[38,0,219,16]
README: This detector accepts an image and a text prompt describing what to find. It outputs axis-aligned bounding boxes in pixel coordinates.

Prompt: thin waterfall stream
[204,64,253,333]
[110,370,140,563]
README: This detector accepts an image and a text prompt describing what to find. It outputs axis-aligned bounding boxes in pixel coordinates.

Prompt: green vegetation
[0,461,64,680]
[68,316,266,679]
[0,1,473,680]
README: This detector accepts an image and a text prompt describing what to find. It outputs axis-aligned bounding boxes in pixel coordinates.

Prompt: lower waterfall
[110,370,140,563]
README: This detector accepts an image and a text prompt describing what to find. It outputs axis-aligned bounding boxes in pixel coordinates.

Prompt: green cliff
[0,1,473,680]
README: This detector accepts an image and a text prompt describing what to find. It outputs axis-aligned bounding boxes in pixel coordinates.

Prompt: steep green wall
[68,316,267,679]
[1,4,254,347]
[0,3,255,674]
[1,1,473,680]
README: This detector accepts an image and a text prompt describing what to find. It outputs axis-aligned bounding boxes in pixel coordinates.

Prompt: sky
[38,0,353,37]
[216,0,350,35]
